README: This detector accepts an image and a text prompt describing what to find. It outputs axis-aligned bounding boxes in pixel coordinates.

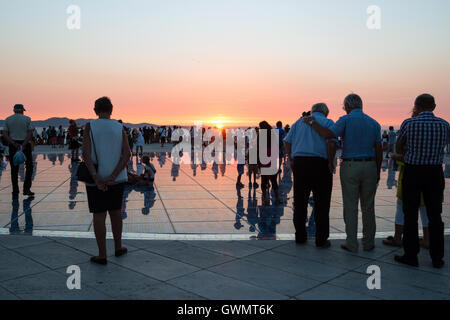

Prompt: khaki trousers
[340,161,378,252]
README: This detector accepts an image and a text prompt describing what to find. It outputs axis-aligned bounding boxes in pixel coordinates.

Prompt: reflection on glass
[121,184,156,219]
[9,196,34,234]
[445,164,450,178]
[69,161,80,210]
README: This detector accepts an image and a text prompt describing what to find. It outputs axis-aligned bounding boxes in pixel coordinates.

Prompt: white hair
[311,103,329,117]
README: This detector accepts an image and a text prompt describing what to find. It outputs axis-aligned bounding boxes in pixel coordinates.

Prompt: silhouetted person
[3,104,35,198]
[82,97,131,265]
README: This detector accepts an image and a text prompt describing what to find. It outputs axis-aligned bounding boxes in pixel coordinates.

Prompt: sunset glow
[1,0,449,127]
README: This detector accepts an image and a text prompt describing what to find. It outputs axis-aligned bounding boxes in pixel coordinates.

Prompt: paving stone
[296,283,379,300]
[0,249,49,281]
[244,250,348,282]
[15,241,91,269]
[168,270,288,300]
[143,241,236,268]
[0,234,53,249]
[328,271,450,300]
[110,249,199,281]
[2,270,111,300]
[182,240,266,258]
[209,259,320,297]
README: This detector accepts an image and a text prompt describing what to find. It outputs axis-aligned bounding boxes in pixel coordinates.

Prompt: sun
[216,124,224,129]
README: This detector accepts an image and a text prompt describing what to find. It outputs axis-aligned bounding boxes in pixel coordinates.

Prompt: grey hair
[344,94,363,109]
[311,103,329,117]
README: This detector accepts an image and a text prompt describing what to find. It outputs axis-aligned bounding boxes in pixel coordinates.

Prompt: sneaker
[236,182,244,189]
[23,191,35,197]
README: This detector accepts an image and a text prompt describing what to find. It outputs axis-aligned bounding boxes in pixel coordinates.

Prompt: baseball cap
[13,104,26,112]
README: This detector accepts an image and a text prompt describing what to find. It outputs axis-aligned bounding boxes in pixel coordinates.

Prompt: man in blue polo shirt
[304,94,383,253]
[285,103,337,248]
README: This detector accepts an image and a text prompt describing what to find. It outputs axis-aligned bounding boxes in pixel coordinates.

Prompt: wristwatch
[309,119,315,126]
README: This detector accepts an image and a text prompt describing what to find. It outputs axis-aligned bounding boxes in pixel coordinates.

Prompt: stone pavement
[0,234,449,300]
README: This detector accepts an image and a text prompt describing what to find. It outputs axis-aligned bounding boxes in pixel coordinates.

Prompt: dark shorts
[248,164,259,174]
[69,139,79,150]
[86,183,125,213]
[237,164,245,175]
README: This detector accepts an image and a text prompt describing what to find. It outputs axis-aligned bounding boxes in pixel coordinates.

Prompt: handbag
[76,127,99,184]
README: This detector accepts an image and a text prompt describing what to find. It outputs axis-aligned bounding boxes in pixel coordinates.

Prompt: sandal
[382,236,402,247]
[115,247,128,257]
[90,256,107,265]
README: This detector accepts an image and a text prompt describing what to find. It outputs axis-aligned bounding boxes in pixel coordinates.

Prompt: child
[383,157,429,248]
[127,156,156,185]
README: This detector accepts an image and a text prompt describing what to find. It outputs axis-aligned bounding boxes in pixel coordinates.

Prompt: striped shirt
[397,111,449,165]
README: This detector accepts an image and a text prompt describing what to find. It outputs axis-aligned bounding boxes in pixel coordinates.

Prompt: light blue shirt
[284,112,335,159]
[331,109,381,159]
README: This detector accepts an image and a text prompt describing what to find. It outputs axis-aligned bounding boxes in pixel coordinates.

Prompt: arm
[2,130,19,148]
[22,130,33,148]
[82,123,106,191]
[374,141,383,183]
[303,116,337,140]
[105,128,132,185]
[285,141,293,169]
[327,141,338,174]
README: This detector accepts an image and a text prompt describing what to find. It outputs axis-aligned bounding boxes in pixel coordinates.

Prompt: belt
[342,158,375,162]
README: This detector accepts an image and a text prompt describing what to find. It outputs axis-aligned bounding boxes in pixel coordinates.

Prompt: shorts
[86,183,125,213]
[237,164,245,175]
[248,164,259,174]
[69,139,80,150]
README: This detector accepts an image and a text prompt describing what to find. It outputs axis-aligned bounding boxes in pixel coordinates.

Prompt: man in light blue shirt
[304,94,383,253]
[284,103,337,248]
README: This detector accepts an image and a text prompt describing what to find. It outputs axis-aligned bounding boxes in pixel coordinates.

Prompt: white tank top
[90,119,128,184]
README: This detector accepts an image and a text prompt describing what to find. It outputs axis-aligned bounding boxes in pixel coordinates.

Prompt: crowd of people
[1,93,449,269]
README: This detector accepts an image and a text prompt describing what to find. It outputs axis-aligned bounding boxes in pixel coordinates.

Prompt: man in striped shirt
[395,94,449,269]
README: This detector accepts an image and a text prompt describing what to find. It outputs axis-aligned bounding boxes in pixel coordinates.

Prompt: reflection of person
[82,97,131,265]
[69,162,80,210]
[9,196,34,234]
[395,94,449,269]
[3,104,35,198]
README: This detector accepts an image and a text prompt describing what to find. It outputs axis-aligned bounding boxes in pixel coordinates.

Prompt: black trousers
[293,157,332,245]
[9,141,33,194]
[402,164,445,261]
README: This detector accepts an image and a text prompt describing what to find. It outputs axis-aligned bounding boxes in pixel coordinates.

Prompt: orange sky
[1,1,449,127]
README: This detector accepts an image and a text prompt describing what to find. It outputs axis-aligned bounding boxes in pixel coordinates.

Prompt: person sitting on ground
[127,155,156,185]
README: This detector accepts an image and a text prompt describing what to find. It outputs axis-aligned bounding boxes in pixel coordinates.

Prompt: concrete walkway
[0,234,449,300]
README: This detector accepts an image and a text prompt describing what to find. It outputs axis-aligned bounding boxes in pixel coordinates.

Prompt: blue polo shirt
[331,109,381,159]
[284,112,335,159]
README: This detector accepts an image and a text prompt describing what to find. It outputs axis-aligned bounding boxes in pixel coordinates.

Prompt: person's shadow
[121,184,156,219]
[10,196,35,234]
[68,161,80,210]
